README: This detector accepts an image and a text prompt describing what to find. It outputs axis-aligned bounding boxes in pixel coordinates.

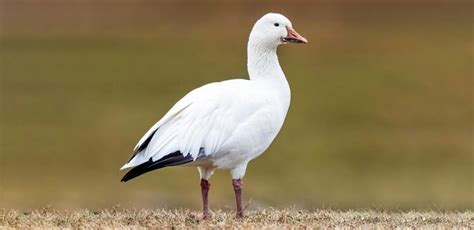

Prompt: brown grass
[0,208,472,229]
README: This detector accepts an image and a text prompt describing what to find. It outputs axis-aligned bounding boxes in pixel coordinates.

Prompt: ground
[1,208,472,229]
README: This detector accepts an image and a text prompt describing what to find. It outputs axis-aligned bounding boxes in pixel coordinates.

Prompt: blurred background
[0,0,472,210]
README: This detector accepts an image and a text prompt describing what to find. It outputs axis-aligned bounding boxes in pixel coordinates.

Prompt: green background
[1,0,472,210]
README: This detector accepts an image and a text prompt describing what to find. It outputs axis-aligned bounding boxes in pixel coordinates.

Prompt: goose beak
[282,27,308,44]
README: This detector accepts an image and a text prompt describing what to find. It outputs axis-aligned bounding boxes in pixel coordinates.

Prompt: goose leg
[200,179,210,219]
[232,179,244,218]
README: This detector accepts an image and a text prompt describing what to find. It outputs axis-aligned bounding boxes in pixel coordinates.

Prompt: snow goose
[120,12,307,218]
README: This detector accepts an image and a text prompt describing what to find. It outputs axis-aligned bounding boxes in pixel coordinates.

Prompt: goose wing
[120,80,256,180]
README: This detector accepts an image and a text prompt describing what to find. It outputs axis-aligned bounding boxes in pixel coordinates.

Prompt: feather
[121,151,193,182]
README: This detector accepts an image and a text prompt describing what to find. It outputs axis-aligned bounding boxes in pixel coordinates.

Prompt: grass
[1,208,473,229]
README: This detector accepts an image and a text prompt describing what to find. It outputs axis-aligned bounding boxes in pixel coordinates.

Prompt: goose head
[249,13,308,49]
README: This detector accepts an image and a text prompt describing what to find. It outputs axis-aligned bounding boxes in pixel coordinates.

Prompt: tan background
[1,0,472,210]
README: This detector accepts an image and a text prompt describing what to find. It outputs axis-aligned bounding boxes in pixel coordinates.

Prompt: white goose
[120,13,307,218]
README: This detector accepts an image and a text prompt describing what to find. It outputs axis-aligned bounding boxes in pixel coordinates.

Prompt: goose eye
[274,23,279,27]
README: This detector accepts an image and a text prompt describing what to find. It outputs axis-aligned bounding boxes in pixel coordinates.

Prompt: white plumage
[120,12,307,218]
[122,78,288,175]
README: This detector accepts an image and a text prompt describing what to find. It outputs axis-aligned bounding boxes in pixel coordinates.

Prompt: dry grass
[0,208,472,229]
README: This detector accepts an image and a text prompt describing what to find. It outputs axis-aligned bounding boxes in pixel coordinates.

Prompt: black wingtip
[120,151,193,182]
[121,166,146,182]
[125,129,158,165]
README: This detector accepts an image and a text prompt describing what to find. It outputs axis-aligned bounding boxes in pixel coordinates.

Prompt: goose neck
[247,42,284,81]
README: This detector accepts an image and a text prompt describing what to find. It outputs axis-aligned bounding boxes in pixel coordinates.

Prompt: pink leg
[200,179,210,219]
[232,179,244,218]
